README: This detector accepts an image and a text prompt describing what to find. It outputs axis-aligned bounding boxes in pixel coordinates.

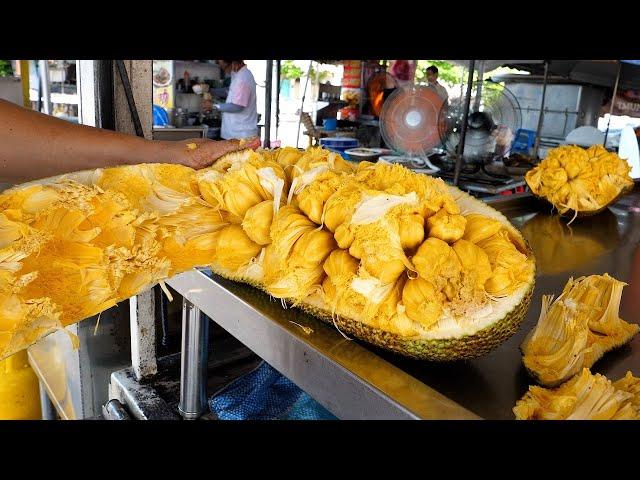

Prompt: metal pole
[264,60,273,148]
[38,60,51,115]
[473,60,484,112]
[532,60,550,160]
[19,60,30,108]
[276,60,281,139]
[296,60,313,148]
[453,60,475,186]
[604,61,622,147]
[178,298,210,420]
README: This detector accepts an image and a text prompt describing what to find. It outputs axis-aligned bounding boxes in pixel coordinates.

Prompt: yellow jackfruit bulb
[323,194,351,232]
[478,230,525,269]
[462,214,503,244]
[412,237,462,287]
[360,256,407,285]
[296,172,343,225]
[241,200,274,246]
[335,224,355,250]
[399,214,425,252]
[426,209,467,244]
[452,239,492,290]
[222,180,263,219]
[323,249,359,279]
[401,277,443,329]
[289,229,336,269]
[215,224,262,272]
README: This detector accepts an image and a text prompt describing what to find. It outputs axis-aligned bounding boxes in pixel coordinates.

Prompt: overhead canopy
[446,60,544,71]
[503,60,640,91]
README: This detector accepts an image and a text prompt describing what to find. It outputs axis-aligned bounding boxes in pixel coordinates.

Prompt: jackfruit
[514,368,640,420]
[525,144,634,219]
[0,146,535,363]
[242,200,274,245]
[214,224,262,272]
[521,274,640,387]
[426,209,467,244]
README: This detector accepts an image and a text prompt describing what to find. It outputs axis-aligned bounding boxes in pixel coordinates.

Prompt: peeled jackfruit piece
[242,200,274,246]
[452,239,492,291]
[426,209,467,244]
[401,277,443,329]
[478,230,532,297]
[412,237,462,291]
[295,171,345,224]
[514,368,640,420]
[521,274,640,387]
[323,249,359,280]
[398,214,425,252]
[462,214,503,244]
[209,224,261,272]
[525,144,634,218]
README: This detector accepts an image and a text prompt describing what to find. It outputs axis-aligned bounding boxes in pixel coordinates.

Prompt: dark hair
[426,66,438,74]
[221,60,243,64]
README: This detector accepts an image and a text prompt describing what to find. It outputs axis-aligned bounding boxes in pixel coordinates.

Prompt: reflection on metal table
[166,186,640,420]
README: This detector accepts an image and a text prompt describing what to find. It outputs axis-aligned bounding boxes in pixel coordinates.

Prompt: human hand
[158,137,261,169]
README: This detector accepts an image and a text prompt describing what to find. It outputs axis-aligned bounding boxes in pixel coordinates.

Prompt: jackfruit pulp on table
[0,146,536,362]
[514,368,640,420]
[525,144,634,219]
[521,274,639,387]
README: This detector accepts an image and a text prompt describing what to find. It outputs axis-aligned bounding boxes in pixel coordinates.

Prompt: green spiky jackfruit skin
[208,263,536,362]
[527,182,634,219]
[304,277,534,361]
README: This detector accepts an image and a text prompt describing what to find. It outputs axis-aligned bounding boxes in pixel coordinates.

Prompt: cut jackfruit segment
[525,144,634,216]
[462,214,503,245]
[514,368,640,420]
[521,274,639,387]
[214,224,262,272]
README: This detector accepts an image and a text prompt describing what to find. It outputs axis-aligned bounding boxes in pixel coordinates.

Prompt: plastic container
[323,118,337,131]
[320,137,358,155]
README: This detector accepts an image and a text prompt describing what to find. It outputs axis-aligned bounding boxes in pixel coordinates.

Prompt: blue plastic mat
[209,361,337,420]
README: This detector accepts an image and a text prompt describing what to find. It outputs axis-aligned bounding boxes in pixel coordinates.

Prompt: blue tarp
[209,361,337,420]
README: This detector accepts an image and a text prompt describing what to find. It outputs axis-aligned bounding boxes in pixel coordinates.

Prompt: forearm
[215,102,244,113]
[0,99,166,181]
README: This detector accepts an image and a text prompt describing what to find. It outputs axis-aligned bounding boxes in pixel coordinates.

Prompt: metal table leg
[178,298,210,420]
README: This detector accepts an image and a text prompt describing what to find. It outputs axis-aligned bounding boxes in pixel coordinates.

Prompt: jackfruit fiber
[521,273,639,386]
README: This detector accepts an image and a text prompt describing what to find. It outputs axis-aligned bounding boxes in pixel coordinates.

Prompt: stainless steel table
[167,188,640,420]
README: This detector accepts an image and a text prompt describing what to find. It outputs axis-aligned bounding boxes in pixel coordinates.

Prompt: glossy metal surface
[178,300,210,420]
[168,187,640,419]
[167,278,479,420]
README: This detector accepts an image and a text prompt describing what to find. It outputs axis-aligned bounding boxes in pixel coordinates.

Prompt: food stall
[7,60,640,421]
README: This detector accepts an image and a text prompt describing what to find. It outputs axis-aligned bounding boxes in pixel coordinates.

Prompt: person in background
[204,60,258,141]
[426,65,449,104]
[0,98,260,182]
